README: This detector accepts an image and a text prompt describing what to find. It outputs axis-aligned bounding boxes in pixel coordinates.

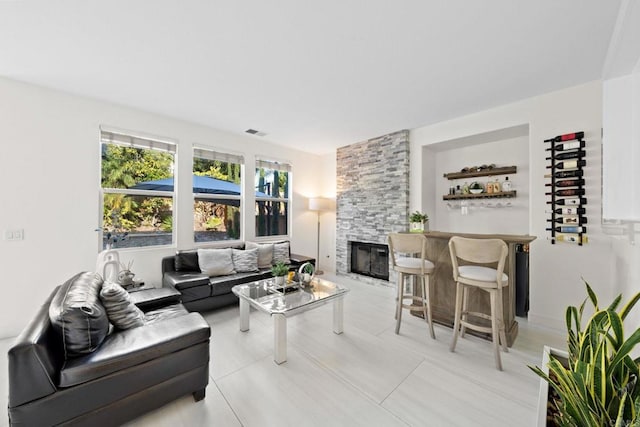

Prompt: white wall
[0,77,324,338]
[428,136,529,234]
[410,81,637,332]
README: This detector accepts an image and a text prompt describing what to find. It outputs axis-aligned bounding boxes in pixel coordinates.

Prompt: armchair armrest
[130,285,182,311]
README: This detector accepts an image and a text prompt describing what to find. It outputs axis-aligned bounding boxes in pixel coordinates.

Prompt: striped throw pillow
[99,282,145,330]
[232,248,259,272]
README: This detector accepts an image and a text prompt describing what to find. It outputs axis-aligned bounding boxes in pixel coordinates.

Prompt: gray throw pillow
[49,272,109,358]
[99,282,145,330]
[232,248,259,272]
[245,242,274,268]
[273,241,291,265]
[198,248,236,276]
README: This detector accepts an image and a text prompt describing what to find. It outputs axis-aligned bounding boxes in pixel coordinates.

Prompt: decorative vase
[298,262,315,284]
[409,221,425,233]
[275,276,285,286]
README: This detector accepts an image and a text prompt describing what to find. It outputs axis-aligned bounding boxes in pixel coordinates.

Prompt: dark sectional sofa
[8,273,211,426]
[162,242,314,312]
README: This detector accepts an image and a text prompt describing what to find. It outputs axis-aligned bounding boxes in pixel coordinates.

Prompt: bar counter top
[413,230,536,346]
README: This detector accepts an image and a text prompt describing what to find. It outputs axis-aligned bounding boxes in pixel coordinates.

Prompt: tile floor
[1,274,566,427]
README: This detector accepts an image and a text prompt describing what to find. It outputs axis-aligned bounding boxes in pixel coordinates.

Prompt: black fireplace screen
[350,241,389,280]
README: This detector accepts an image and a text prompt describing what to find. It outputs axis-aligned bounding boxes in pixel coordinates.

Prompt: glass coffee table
[232,278,349,364]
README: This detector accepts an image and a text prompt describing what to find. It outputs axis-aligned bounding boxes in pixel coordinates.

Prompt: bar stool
[448,236,508,370]
[387,233,436,339]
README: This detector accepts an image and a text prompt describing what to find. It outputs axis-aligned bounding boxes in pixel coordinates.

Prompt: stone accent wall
[336,130,410,286]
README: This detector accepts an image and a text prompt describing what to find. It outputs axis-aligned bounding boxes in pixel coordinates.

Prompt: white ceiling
[0,1,622,155]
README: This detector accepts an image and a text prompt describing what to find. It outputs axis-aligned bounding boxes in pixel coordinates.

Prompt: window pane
[255,168,289,198]
[255,200,288,236]
[194,200,241,242]
[193,152,242,241]
[101,143,174,190]
[103,194,173,249]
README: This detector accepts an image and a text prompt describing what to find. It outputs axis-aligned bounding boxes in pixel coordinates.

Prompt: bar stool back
[387,233,436,339]
[448,236,508,370]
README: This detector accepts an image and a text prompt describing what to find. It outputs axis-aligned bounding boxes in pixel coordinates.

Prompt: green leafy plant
[409,211,428,223]
[530,281,640,426]
[302,263,315,275]
[271,262,289,277]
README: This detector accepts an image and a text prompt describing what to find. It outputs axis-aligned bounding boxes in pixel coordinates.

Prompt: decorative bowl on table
[469,188,483,194]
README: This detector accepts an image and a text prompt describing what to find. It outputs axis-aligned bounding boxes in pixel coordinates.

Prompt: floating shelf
[442,191,517,200]
[444,166,517,180]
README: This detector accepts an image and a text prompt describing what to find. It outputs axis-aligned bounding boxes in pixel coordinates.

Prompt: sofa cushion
[209,271,270,296]
[58,312,210,387]
[273,241,291,264]
[99,282,146,330]
[198,248,236,276]
[49,272,109,358]
[163,271,209,290]
[174,250,199,272]
[232,248,259,272]
[245,241,274,268]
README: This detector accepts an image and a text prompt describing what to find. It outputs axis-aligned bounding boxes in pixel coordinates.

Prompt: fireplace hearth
[350,241,389,281]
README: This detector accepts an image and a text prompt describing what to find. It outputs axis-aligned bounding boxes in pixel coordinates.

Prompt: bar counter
[414,230,536,346]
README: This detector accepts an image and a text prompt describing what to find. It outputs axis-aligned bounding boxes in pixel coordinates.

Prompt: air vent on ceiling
[245,129,267,137]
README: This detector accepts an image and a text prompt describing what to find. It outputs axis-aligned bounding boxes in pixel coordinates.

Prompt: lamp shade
[308,197,333,211]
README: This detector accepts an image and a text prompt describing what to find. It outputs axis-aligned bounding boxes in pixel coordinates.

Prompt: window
[255,158,291,237]
[193,148,243,242]
[100,129,176,249]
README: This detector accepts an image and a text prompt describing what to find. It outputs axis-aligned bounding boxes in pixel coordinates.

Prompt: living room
[2,1,640,426]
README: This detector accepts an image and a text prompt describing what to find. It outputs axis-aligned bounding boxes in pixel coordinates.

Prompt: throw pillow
[273,241,291,265]
[49,272,109,358]
[245,241,274,268]
[174,250,199,271]
[99,282,146,330]
[232,248,259,272]
[198,248,236,276]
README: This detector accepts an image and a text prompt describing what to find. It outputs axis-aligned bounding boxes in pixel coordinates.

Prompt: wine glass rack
[545,131,588,245]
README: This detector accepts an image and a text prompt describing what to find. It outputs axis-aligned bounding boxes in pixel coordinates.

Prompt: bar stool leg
[460,286,469,338]
[395,272,404,335]
[497,287,508,353]
[450,282,463,352]
[489,290,503,371]
[421,275,435,339]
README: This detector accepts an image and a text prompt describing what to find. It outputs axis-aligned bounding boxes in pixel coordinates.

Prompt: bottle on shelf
[486,180,494,194]
[502,176,512,192]
[455,185,461,195]
[547,216,587,224]
[545,179,585,188]
[546,207,586,215]
[545,140,585,152]
[544,170,584,179]
[545,150,585,161]
[462,182,470,195]
[547,197,587,206]
[552,233,589,244]
[492,180,501,193]
[546,226,586,233]
[546,188,586,197]
[546,159,586,170]
[544,131,585,143]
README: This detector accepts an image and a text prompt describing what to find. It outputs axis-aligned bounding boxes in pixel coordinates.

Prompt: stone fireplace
[336,130,410,286]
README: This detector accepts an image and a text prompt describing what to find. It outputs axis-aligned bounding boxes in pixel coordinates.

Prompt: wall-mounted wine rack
[545,131,588,245]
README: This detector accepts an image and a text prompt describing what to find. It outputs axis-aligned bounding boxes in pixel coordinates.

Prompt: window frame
[192,146,244,245]
[99,127,177,251]
[254,157,292,239]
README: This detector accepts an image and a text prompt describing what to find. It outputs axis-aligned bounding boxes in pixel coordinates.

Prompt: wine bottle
[546,207,586,215]
[546,188,585,197]
[553,233,588,244]
[546,159,586,169]
[545,140,585,152]
[547,216,586,224]
[545,179,585,188]
[544,170,584,179]
[544,131,585,143]
[546,226,586,233]
[545,150,585,161]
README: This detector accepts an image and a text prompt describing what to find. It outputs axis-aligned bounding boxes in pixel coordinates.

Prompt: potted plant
[271,262,289,286]
[530,281,640,426]
[409,211,429,233]
[298,262,315,283]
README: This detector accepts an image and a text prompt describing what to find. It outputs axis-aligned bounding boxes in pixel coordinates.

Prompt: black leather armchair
[8,285,211,426]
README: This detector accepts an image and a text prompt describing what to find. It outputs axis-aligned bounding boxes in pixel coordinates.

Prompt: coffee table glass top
[232,278,348,316]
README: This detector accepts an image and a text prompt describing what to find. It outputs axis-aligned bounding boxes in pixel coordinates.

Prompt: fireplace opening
[350,241,389,281]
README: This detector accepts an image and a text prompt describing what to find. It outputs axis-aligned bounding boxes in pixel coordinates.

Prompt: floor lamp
[308,197,332,275]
